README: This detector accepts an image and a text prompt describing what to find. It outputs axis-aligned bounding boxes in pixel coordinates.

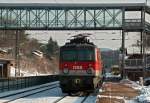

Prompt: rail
[0,75,59,93]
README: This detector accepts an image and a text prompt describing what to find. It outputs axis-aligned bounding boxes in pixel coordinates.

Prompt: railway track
[53,95,68,103]
[0,81,97,103]
[53,94,90,103]
[80,94,89,103]
[0,81,59,103]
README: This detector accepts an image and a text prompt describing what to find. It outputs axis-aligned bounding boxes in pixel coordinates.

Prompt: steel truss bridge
[0,3,149,31]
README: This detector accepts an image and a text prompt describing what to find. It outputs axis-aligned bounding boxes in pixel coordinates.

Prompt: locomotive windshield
[78,50,94,61]
[61,48,95,61]
[61,50,76,61]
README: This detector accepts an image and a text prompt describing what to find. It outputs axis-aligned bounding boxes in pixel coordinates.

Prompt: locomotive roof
[61,43,96,49]
[63,33,96,47]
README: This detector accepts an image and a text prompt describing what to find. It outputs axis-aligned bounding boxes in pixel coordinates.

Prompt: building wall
[0,60,12,78]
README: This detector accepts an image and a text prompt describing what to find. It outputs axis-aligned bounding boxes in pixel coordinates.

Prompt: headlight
[74,78,81,84]
[63,68,69,74]
[86,68,93,74]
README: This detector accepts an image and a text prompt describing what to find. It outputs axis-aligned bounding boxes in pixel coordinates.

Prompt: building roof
[0,58,14,62]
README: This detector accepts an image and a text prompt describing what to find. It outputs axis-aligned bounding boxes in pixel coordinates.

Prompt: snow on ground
[83,95,96,103]
[20,70,37,76]
[57,96,83,103]
[97,80,141,103]
[97,95,124,100]
[120,79,142,90]
[0,80,96,103]
[105,73,121,78]
[0,81,60,103]
[124,100,138,103]
[12,95,95,103]
[120,79,150,103]
[10,87,65,103]
[0,81,59,98]
[10,68,51,77]
[56,95,96,103]
[21,70,51,77]
[9,69,38,77]
[136,86,150,103]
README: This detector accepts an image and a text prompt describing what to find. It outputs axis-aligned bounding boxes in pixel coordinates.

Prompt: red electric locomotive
[59,33,103,94]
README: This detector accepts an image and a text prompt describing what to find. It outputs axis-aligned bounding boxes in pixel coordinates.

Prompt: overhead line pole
[143,6,146,79]
[15,30,20,77]
[122,8,126,79]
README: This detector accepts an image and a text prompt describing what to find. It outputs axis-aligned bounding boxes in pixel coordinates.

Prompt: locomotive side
[59,34,103,93]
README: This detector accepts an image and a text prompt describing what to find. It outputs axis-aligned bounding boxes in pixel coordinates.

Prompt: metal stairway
[145,22,150,33]
[145,6,150,33]
[146,6,150,15]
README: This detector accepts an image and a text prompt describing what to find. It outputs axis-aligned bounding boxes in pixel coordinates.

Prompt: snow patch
[105,73,121,78]
[97,95,125,100]
[120,79,142,90]
[124,99,137,103]
[119,79,150,102]
[136,86,150,103]
[0,81,59,98]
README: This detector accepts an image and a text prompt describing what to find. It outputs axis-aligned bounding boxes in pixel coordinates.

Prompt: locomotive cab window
[61,50,76,61]
[60,48,95,61]
[78,49,95,61]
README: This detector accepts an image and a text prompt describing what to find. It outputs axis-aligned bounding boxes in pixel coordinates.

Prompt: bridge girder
[0,3,146,30]
[0,8,123,30]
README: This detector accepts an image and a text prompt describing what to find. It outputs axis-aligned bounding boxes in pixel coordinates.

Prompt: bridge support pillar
[121,30,126,79]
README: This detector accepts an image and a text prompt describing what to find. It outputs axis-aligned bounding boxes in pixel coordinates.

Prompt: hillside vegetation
[0,30,59,75]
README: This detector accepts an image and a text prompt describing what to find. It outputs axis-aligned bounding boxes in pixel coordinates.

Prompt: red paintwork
[59,48,103,73]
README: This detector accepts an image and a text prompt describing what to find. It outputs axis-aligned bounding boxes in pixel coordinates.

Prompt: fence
[0,75,59,93]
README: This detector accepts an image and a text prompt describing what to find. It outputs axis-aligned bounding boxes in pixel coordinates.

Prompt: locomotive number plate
[73,66,82,70]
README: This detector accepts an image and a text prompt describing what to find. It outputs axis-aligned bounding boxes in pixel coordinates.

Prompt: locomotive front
[59,34,102,93]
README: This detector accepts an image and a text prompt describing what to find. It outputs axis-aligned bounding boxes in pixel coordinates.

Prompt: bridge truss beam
[0,7,123,30]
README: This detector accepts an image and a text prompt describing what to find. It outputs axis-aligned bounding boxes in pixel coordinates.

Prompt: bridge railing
[145,21,150,31]
[125,56,150,68]
[125,59,143,67]
[124,19,142,29]
[0,20,122,29]
[146,56,150,68]
[0,75,59,93]
[125,19,141,23]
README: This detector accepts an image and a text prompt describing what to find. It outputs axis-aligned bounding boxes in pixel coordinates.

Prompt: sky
[27,30,141,53]
[0,0,149,53]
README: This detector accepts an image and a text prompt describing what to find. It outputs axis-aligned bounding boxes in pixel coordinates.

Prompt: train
[59,33,103,94]
[111,65,120,75]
